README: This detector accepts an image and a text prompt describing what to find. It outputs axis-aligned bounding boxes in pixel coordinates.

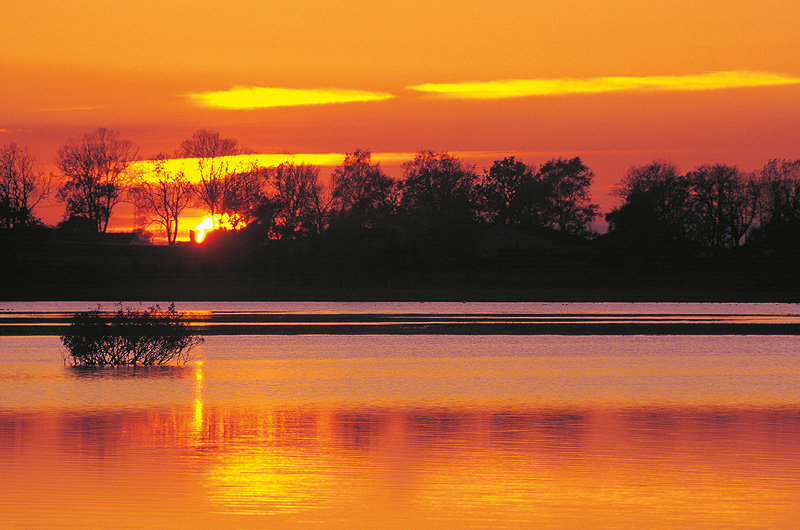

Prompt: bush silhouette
[61,303,203,366]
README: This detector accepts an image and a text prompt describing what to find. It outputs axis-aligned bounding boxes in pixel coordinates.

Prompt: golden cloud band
[189,71,800,109]
[407,71,800,99]
[190,86,395,109]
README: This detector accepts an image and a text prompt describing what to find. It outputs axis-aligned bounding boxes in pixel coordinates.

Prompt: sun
[194,217,214,243]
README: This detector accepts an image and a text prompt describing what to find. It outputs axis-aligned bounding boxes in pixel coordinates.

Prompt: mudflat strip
[2,311,799,335]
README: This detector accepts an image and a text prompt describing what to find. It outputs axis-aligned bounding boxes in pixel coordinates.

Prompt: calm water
[1,303,799,529]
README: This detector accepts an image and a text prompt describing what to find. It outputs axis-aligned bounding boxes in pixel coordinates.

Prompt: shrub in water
[61,303,203,366]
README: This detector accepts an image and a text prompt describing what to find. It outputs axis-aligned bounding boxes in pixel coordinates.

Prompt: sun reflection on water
[1,332,800,529]
[192,361,204,438]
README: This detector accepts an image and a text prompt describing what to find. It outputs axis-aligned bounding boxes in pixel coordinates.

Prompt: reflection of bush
[67,364,192,379]
[61,303,203,366]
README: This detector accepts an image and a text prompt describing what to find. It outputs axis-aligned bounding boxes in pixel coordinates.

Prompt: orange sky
[3,0,800,231]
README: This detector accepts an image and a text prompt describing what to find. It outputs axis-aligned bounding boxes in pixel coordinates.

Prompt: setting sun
[193,215,244,243]
[194,217,214,243]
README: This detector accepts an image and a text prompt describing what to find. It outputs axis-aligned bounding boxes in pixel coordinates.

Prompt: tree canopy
[686,164,759,249]
[331,149,396,226]
[1,143,50,228]
[476,156,537,226]
[607,159,800,253]
[477,156,598,236]
[176,129,239,159]
[250,162,328,240]
[758,159,800,231]
[399,151,478,223]
[55,128,138,233]
[606,160,691,241]
[534,157,598,236]
[131,155,194,244]
[176,129,248,225]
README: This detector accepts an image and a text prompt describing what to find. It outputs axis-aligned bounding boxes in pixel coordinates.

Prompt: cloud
[0,128,34,134]
[190,86,395,109]
[407,71,800,100]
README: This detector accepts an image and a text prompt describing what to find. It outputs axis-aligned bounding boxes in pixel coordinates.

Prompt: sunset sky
[3,0,799,231]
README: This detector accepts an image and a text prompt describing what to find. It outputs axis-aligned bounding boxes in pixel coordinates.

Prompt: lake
[1,302,799,529]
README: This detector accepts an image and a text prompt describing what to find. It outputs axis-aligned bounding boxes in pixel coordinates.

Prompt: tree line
[2,128,798,258]
[605,159,800,257]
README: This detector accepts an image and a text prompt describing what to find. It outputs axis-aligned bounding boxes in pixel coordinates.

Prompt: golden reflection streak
[197,406,800,527]
[407,71,800,99]
[192,361,204,439]
[3,405,798,528]
[190,86,395,109]
[208,448,334,515]
[202,409,342,516]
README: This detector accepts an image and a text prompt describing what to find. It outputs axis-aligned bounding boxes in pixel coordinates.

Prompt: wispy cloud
[190,86,395,109]
[0,128,34,134]
[407,71,800,100]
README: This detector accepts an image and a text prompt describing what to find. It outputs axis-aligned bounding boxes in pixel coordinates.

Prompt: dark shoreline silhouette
[5,133,798,306]
[2,227,797,303]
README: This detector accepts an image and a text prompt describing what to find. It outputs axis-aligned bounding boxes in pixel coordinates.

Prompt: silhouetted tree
[606,161,692,240]
[0,143,50,228]
[331,149,396,226]
[749,158,800,252]
[176,129,246,225]
[55,128,138,232]
[220,167,264,227]
[393,151,479,265]
[254,162,328,239]
[399,151,477,222]
[245,186,284,239]
[130,155,194,244]
[534,157,598,236]
[177,129,239,159]
[686,164,759,248]
[758,159,800,229]
[475,156,538,225]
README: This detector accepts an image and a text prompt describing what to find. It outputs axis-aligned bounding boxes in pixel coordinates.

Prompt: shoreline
[4,324,799,336]
[4,309,799,336]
